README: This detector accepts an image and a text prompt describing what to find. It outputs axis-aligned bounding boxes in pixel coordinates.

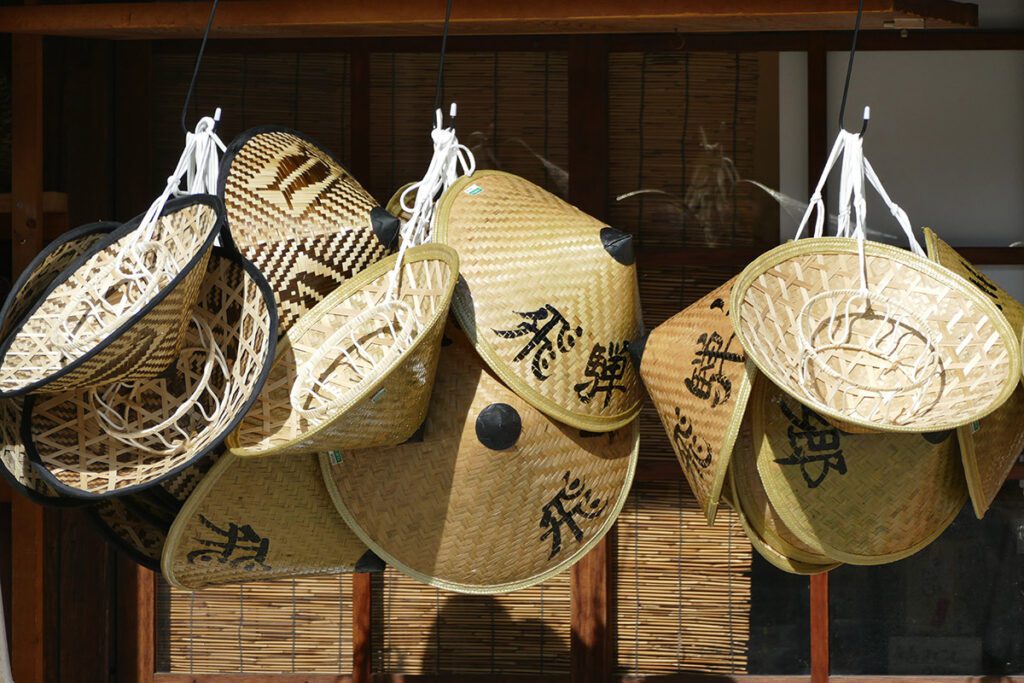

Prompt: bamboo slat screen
[372,569,572,675]
[368,52,568,202]
[145,45,775,677]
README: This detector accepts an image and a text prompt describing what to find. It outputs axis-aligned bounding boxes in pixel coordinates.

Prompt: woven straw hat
[434,170,643,433]
[727,422,840,573]
[227,244,457,457]
[637,276,756,524]
[0,195,222,396]
[923,228,1024,518]
[219,126,398,336]
[22,246,277,499]
[732,132,1020,434]
[0,222,117,506]
[91,453,221,571]
[751,372,966,565]
[162,451,381,590]
[728,472,840,576]
[320,328,638,594]
[0,221,117,343]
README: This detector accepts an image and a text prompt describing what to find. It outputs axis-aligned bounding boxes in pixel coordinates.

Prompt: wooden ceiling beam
[0,0,977,40]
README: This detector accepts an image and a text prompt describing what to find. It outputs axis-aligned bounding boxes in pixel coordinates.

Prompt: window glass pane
[830,487,1024,675]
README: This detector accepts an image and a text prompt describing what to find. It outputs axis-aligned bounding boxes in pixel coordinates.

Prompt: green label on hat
[465,184,483,196]
[971,421,981,433]
[329,451,344,465]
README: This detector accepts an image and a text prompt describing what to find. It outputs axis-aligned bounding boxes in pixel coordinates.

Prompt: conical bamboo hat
[227,244,458,457]
[0,222,117,506]
[0,196,220,396]
[751,373,966,565]
[434,170,643,432]
[731,237,1020,433]
[24,247,277,498]
[219,126,397,336]
[162,451,381,591]
[638,276,756,524]
[320,327,638,594]
[924,228,1024,518]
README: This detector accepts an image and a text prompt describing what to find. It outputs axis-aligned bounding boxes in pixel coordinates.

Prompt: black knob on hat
[626,332,649,369]
[475,403,522,451]
[600,227,635,266]
[922,429,953,444]
[370,207,401,248]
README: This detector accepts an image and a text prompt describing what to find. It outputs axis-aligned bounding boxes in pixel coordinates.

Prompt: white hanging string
[793,111,941,424]
[287,105,475,418]
[54,110,226,360]
[90,315,232,455]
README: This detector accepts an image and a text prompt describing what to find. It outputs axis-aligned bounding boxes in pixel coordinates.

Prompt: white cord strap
[54,110,226,361]
[90,315,232,455]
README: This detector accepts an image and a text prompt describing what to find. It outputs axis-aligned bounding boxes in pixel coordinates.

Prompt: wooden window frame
[7,23,1024,683]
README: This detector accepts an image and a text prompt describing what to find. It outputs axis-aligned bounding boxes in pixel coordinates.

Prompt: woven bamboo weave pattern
[229,245,457,457]
[321,330,638,593]
[436,170,642,432]
[220,128,390,335]
[616,480,751,675]
[0,398,66,503]
[923,228,1024,518]
[0,200,218,395]
[729,401,836,567]
[732,238,1020,433]
[640,277,753,523]
[752,374,967,565]
[728,472,838,576]
[163,451,371,590]
[0,222,115,342]
[26,249,274,497]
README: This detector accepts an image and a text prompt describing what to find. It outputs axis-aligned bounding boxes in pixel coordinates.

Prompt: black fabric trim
[0,194,224,398]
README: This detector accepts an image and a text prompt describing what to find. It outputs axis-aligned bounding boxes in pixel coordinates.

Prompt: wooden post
[810,573,830,683]
[568,34,613,683]
[117,560,157,683]
[10,32,46,683]
[351,573,373,683]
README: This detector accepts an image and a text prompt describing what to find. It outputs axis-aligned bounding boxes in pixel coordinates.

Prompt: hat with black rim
[23,245,277,499]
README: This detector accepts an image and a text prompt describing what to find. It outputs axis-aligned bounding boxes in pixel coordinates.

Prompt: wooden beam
[9,33,46,683]
[352,573,373,683]
[0,0,978,40]
[1009,464,1024,481]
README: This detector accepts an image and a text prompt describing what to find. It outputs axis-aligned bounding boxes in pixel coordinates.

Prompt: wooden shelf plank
[0,0,977,40]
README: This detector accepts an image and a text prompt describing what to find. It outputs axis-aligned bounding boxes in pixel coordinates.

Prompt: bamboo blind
[617,480,752,675]
[152,46,763,676]
[368,52,569,202]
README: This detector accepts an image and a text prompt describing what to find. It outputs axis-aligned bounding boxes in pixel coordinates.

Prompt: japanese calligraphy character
[539,472,608,559]
[494,305,583,381]
[671,407,713,469]
[774,398,847,488]
[186,515,271,571]
[684,329,744,406]
[574,341,629,406]
[959,257,1003,310]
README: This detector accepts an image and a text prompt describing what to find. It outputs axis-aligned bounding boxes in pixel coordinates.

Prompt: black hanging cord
[837,0,869,137]
[432,0,455,127]
[180,0,221,134]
